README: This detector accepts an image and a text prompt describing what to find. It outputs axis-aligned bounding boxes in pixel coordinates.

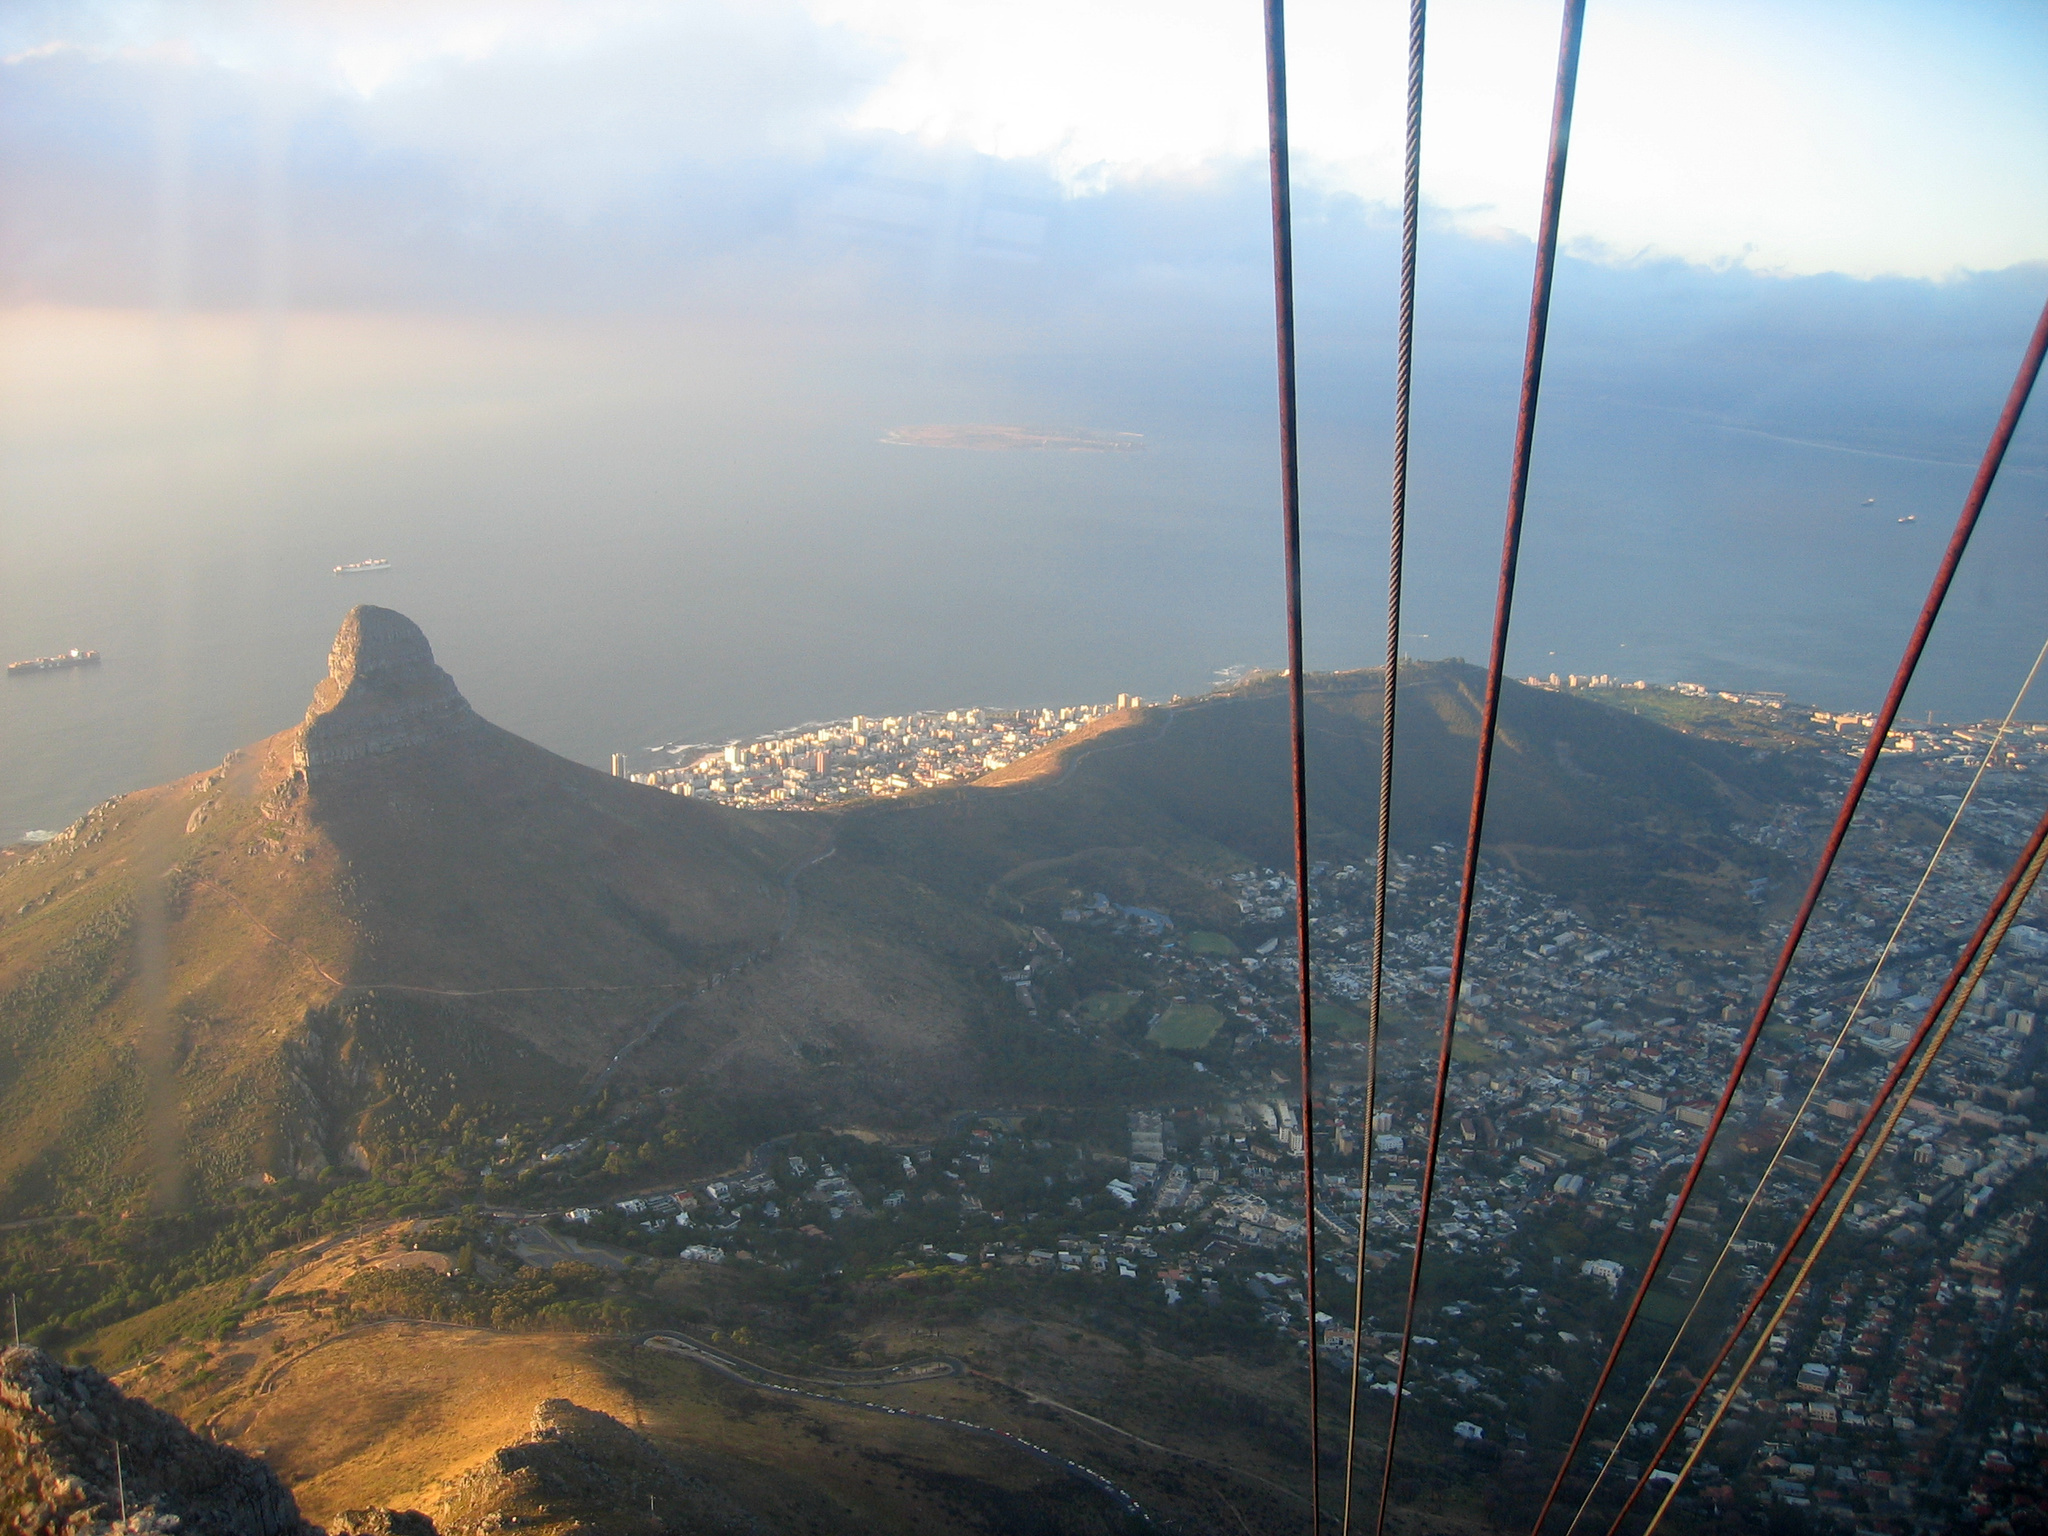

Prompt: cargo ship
[8,648,100,676]
[333,558,392,575]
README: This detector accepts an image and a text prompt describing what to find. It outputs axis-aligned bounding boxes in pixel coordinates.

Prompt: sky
[1,0,2045,835]
[3,0,2044,279]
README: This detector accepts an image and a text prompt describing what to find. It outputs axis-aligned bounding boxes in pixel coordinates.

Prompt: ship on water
[333,558,392,575]
[8,648,99,676]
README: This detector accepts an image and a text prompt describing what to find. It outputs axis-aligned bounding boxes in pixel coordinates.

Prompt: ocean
[2,304,2043,843]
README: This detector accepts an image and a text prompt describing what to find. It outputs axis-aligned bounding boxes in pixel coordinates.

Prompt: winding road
[639,1331,1148,1524]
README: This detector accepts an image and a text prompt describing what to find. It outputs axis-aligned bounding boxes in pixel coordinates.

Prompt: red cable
[1529,289,2048,1534]
[1373,3,1587,1528]
[1260,1,1324,1526]
[1603,798,2048,1534]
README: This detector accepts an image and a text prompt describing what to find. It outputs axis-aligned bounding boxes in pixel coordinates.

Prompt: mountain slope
[0,625,1808,1218]
[1,1344,319,1535]
[0,609,1005,1216]
[837,663,1807,935]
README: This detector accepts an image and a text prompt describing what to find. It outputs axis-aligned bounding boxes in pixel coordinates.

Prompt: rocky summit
[0,611,1804,1216]
[0,1345,314,1536]
[433,1400,760,1535]
[292,607,478,777]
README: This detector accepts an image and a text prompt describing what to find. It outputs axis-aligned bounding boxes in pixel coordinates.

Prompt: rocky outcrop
[326,1515,435,1536]
[0,1346,314,1536]
[292,608,477,779]
[434,1400,761,1535]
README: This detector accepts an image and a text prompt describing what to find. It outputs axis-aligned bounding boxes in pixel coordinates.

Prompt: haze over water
[1,3,2043,842]
[2,288,2042,843]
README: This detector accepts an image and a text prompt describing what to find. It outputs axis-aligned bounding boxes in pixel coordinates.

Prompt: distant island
[5,612,2046,1534]
[6,648,99,676]
[880,423,1143,452]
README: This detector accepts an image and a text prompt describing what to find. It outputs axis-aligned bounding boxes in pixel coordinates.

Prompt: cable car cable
[1371,3,1586,1527]
[1563,627,2048,1535]
[1259,1,1325,1524]
[1639,816,2048,1533]
[1528,286,2048,1535]
[1341,2,1425,1532]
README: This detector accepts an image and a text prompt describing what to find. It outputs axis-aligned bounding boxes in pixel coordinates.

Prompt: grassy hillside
[835,663,1808,937]
[0,702,969,1219]
[0,651,1814,1221]
[0,735,356,1216]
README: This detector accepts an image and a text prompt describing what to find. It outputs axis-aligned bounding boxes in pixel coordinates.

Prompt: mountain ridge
[0,609,1002,1215]
[0,612,1806,1218]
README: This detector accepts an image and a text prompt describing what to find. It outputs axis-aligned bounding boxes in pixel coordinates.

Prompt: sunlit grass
[1146,1002,1222,1049]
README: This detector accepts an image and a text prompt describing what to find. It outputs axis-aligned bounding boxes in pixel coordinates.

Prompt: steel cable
[1528,286,2048,1535]
[1372,3,1586,1528]
[1610,796,2048,1533]
[1563,626,2048,1535]
[1340,2,1425,1531]
[1641,815,2048,1533]
[1259,1,1324,1524]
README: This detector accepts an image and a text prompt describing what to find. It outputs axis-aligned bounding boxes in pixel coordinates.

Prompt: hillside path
[638,1332,1146,1522]
[585,840,837,1093]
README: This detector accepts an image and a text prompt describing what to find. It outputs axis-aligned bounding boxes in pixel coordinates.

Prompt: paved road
[966,1367,1312,1513]
[639,1331,1147,1523]
[641,1330,960,1388]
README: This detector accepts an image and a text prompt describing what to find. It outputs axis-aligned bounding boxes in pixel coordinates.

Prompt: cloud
[339,4,890,221]
[0,0,2040,512]
[810,0,2048,279]
[5,0,2044,281]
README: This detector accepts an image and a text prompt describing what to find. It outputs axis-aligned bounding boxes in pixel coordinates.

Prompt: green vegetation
[1636,1288,1691,1328]
[1077,991,1140,1027]
[1312,998,1368,1038]
[864,670,1794,995]
[978,1008,1203,1103]
[1146,1002,1223,1049]
[16,1165,468,1363]
[1586,685,1822,753]
[0,661,1804,1238]
[1450,1034,1490,1065]
[34,1080,771,1361]
[31,1082,770,1361]
[77,1279,248,1364]
[340,1259,650,1334]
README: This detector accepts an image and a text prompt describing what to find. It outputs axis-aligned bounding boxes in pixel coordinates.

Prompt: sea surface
[2,306,2043,843]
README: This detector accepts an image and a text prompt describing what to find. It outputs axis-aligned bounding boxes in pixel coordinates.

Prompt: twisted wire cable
[1373,3,1587,1527]
[1341,3,1425,1531]
[1530,284,2048,1536]
[1568,627,2048,1535]
[1640,814,2048,1533]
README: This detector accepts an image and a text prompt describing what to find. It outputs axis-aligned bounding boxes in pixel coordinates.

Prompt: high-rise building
[609,753,625,777]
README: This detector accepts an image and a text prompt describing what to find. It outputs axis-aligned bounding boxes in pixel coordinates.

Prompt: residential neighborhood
[521,677,2048,1529]
[618,698,1140,805]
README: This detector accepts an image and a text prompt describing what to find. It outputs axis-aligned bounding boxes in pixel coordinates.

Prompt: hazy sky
[4,0,2043,280]
[1,1,2045,836]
